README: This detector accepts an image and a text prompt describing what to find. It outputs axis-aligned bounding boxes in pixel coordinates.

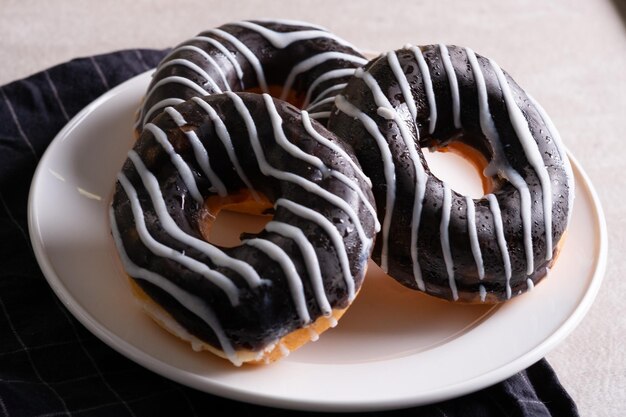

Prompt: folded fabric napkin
[0,49,579,417]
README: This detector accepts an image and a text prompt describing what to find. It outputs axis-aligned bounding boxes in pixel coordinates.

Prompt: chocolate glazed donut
[135,19,367,132]
[112,92,378,365]
[328,45,574,303]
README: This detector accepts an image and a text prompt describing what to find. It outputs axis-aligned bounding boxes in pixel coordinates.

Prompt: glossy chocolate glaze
[136,20,367,131]
[113,93,376,358]
[328,45,573,302]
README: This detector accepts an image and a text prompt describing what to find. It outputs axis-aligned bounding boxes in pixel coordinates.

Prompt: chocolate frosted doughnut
[328,45,574,303]
[135,19,367,131]
[112,92,378,365]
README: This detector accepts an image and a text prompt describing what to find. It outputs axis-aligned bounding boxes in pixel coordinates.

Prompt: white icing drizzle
[465,48,534,276]
[440,184,458,301]
[143,76,208,111]
[527,94,575,227]
[465,196,485,279]
[408,45,437,134]
[126,151,267,288]
[156,58,222,93]
[192,36,245,85]
[439,44,462,129]
[306,96,336,111]
[376,106,396,120]
[207,29,269,93]
[231,20,356,50]
[299,112,364,182]
[264,96,377,225]
[116,173,240,305]
[334,94,395,272]
[190,97,259,201]
[527,278,534,291]
[265,220,332,316]
[163,105,186,125]
[263,94,328,170]
[489,59,553,261]
[410,181,428,291]
[144,123,203,203]
[110,208,240,365]
[353,68,428,290]
[139,98,185,128]
[227,92,371,245]
[307,83,347,106]
[304,68,355,106]
[245,238,311,323]
[281,52,367,101]
[308,111,331,120]
[166,45,232,91]
[275,198,356,301]
[487,193,512,299]
[479,284,487,302]
[164,107,227,196]
[386,51,417,122]
[328,316,338,328]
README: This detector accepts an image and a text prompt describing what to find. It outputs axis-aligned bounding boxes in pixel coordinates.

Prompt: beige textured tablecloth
[1,0,624,415]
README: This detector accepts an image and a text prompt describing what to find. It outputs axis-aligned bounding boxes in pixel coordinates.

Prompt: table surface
[1,0,624,415]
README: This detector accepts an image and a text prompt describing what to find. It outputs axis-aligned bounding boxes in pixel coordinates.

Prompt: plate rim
[27,69,608,412]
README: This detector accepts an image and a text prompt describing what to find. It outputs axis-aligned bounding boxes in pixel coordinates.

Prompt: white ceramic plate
[28,70,607,412]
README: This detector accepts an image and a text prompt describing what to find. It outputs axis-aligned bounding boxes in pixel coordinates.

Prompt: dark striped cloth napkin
[0,49,579,417]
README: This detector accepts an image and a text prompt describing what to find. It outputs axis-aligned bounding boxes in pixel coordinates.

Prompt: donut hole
[199,189,274,248]
[423,142,494,199]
